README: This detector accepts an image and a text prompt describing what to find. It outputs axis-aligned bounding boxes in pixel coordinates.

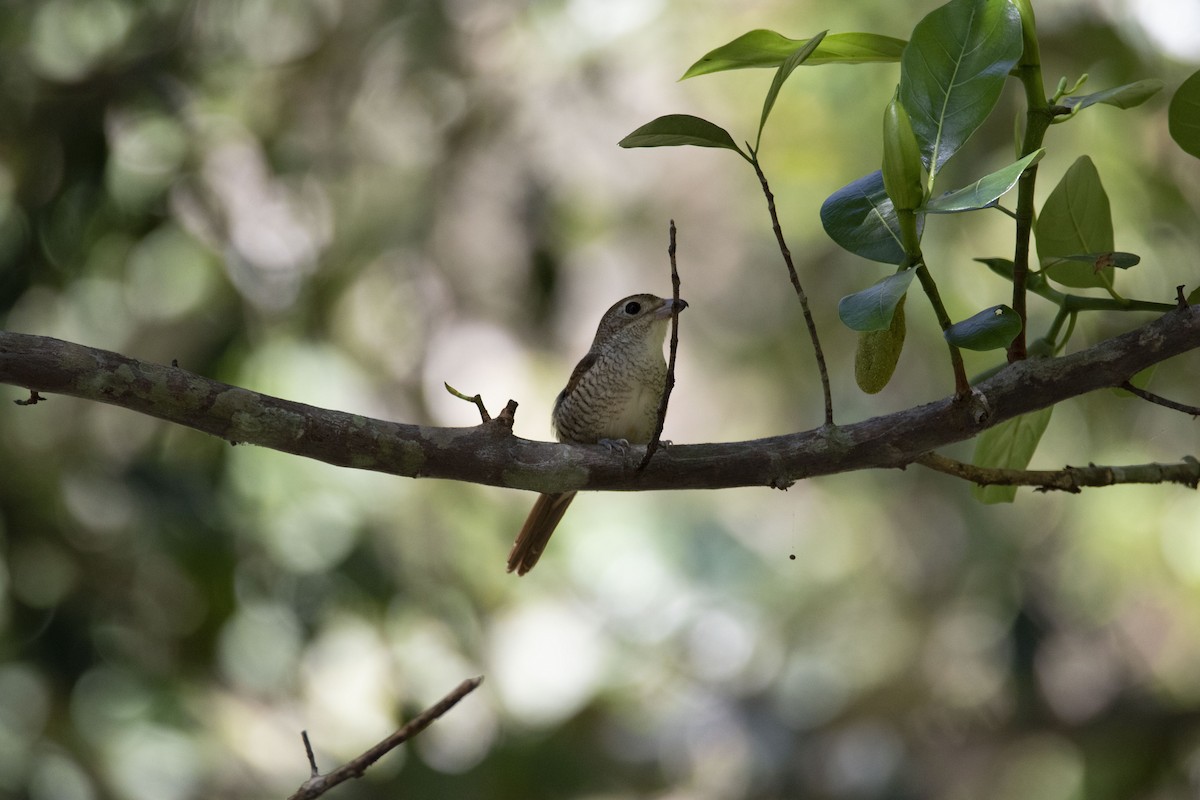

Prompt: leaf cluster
[619,0,1200,502]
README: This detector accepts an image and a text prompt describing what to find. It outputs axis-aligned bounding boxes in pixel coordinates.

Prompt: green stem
[897,209,969,397]
[1061,294,1166,313]
[1008,0,1052,363]
[914,261,970,398]
[897,209,969,398]
[984,260,1176,313]
[1056,311,1078,353]
[1044,306,1069,346]
[1097,271,1129,304]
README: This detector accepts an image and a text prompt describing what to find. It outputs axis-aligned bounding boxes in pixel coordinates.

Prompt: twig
[443,385,518,429]
[749,153,834,426]
[1120,382,1200,417]
[301,731,319,778]
[444,383,491,422]
[287,676,484,800]
[639,220,682,472]
[915,451,1200,492]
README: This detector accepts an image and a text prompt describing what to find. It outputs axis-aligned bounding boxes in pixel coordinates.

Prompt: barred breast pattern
[552,342,666,445]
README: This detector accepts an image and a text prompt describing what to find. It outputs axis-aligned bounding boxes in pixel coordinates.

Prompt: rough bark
[2,304,1198,493]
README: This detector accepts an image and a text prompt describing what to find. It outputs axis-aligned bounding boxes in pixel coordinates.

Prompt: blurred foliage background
[1,0,1200,798]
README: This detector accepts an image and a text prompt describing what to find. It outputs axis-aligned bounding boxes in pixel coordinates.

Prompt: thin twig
[1120,382,1200,417]
[301,731,319,778]
[287,676,484,800]
[915,451,1200,492]
[750,153,834,426]
[444,382,491,422]
[639,220,682,472]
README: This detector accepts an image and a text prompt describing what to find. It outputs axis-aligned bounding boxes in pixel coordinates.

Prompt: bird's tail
[507,491,578,575]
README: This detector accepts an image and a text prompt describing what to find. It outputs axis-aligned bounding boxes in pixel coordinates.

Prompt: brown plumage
[507,293,687,575]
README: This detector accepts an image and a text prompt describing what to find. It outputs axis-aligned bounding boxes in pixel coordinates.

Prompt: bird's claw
[599,438,631,453]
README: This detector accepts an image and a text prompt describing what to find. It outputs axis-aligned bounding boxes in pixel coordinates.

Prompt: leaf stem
[750,151,835,426]
[982,260,1176,313]
[1045,306,1070,347]
[913,260,970,398]
[895,208,969,397]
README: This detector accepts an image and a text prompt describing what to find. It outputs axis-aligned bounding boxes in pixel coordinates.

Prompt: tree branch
[915,451,1200,493]
[1119,381,1200,417]
[2,304,1199,494]
[287,676,483,800]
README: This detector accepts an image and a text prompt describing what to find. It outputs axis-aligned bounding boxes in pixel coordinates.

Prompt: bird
[507,293,687,575]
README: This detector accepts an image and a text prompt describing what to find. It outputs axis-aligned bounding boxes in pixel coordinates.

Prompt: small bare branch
[639,219,682,472]
[301,731,318,779]
[915,451,1200,492]
[749,153,835,426]
[444,382,492,422]
[287,676,484,800]
[1120,382,1200,418]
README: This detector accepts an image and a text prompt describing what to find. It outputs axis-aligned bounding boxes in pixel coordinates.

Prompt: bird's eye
[624,301,641,315]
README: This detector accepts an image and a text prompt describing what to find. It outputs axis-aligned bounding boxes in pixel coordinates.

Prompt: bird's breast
[552,351,665,444]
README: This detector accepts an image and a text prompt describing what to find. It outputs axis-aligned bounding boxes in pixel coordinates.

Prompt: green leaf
[855,295,907,394]
[758,31,827,139]
[1189,286,1200,305]
[821,170,924,263]
[839,270,916,331]
[1169,69,1200,159]
[977,257,1015,280]
[681,30,906,79]
[944,305,1023,350]
[899,0,1023,178]
[971,407,1054,504]
[1035,155,1115,288]
[1063,79,1164,111]
[976,257,1054,294]
[1045,252,1140,270]
[619,115,743,154]
[923,149,1044,213]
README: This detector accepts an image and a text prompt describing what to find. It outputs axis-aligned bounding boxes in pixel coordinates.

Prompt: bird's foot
[598,438,630,453]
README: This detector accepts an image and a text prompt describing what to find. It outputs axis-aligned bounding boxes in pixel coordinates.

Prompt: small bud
[882,92,924,211]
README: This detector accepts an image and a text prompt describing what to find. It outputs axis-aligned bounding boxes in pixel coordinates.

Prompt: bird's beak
[655,298,688,319]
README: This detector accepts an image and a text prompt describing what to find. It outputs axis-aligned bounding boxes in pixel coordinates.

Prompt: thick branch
[915,452,1200,493]
[2,305,1199,493]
